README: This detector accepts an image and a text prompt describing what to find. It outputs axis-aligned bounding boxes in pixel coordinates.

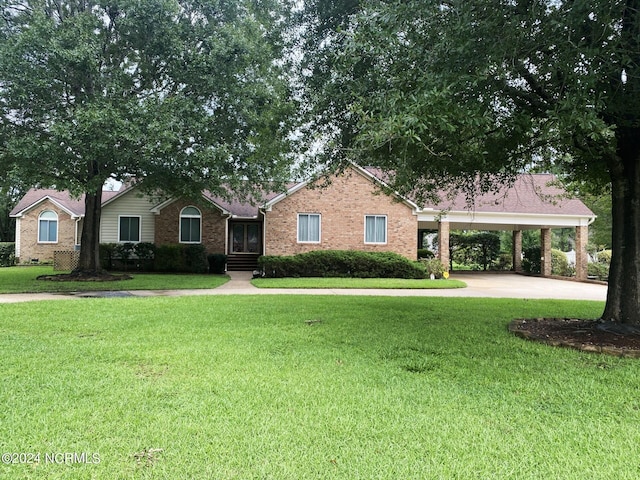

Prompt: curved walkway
[0,272,607,304]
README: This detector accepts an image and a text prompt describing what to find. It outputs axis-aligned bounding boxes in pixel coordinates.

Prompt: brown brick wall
[265,168,417,259]
[18,200,77,263]
[154,199,227,254]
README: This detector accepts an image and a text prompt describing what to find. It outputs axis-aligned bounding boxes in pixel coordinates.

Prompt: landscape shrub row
[258,250,430,279]
[100,243,226,274]
[0,243,15,267]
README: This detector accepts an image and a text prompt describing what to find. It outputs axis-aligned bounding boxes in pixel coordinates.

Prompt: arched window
[180,206,201,243]
[38,210,58,243]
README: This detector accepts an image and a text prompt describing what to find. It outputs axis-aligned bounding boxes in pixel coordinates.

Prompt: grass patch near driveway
[0,266,228,293]
[1,294,637,479]
[251,277,466,289]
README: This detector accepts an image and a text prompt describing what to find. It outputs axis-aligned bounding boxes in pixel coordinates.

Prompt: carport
[416,174,596,279]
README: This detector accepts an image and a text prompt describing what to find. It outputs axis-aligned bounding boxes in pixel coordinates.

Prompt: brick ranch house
[10,164,595,277]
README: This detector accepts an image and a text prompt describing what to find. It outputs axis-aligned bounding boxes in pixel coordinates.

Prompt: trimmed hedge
[184,244,208,274]
[0,243,15,267]
[208,253,227,274]
[154,245,186,272]
[258,250,427,279]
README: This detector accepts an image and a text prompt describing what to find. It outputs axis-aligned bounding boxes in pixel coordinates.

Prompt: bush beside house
[99,242,223,274]
[0,243,15,267]
[259,250,428,279]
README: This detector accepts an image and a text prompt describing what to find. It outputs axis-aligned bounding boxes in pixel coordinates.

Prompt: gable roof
[263,163,421,212]
[10,188,122,218]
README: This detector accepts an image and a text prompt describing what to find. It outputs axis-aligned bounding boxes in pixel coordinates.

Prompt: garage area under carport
[415,174,596,279]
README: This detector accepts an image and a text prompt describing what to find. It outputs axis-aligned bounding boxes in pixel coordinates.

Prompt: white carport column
[438,220,450,271]
[512,230,522,272]
[540,228,552,276]
[575,225,588,280]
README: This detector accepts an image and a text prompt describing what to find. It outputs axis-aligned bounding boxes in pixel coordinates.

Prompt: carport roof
[426,174,593,217]
[414,174,595,230]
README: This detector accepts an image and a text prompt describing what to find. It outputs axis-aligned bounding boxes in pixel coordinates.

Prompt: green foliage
[0,242,15,267]
[420,258,446,279]
[134,242,156,271]
[582,192,612,249]
[523,247,573,277]
[417,248,434,259]
[299,0,640,323]
[551,249,572,277]
[99,243,117,270]
[155,245,184,273]
[207,253,228,275]
[0,0,294,271]
[183,244,209,274]
[596,250,612,265]
[154,244,209,273]
[114,242,136,271]
[588,262,610,281]
[522,245,541,274]
[259,250,427,279]
[450,231,501,271]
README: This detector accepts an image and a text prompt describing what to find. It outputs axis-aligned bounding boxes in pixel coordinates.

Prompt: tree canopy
[0,0,295,271]
[299,0,640,324]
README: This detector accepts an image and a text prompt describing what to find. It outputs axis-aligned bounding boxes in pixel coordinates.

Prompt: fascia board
[417,210,596,228]
[10,196,81,219]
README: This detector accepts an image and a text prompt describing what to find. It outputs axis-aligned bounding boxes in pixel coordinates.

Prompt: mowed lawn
[1,295,637,479]
[0,266,228,294]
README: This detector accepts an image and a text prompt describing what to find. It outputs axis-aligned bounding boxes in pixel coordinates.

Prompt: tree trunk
[75,187,103,274]
[602,128,640,324]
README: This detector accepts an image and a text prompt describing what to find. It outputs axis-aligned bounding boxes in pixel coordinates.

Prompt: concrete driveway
[0,272,607,303]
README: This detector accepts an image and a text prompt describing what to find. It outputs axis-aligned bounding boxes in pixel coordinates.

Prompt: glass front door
[231,223,261,253]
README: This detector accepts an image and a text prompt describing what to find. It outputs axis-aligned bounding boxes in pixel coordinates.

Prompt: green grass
[252,277,466,289]
[0,266,228,293]
[2,294,637,479]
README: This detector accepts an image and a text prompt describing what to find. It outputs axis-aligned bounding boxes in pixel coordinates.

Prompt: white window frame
[38,210,58,243]
[364,215,387,244]
[118,215,141,243]
[297,213,321,243]
[180,206,202,244]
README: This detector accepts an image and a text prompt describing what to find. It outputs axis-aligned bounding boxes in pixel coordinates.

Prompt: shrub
[183,244,209,273]
[114,243,136,271]
[155,245,184,272]
[420,258,446,279]
[522,245,541,273]
[596,249,612,264]
[99,243,117,270]
[134,242,156,271]
[259,250,426,279]
[417,249,434,259]
[0,243,15,267]
[207,253,227,274]
[495,253,513,271]
[588,262,609,281]
[551,249,571,276]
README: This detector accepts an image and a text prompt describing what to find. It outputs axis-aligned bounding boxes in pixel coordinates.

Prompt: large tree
[299,0,640,324]
[0,0,294,273]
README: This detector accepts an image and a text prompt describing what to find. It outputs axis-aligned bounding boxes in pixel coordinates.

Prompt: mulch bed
[509,318,640,358]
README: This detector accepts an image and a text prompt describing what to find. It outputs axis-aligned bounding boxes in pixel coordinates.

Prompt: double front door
[230,222,261,254]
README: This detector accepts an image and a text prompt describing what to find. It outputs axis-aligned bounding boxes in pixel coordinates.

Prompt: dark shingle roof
[426,174,594,216]
[11,187,124,217]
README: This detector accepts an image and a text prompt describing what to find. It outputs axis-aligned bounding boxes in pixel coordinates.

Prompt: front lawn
[252,276,466,289]
[1,295,636,479]
[0,266,228,293]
